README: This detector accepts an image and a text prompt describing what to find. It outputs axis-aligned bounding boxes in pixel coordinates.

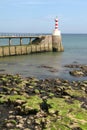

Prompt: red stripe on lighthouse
[55,18,58,29]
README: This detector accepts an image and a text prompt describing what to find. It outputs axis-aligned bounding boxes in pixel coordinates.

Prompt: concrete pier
[52,35,64,52]
[0,34,64,57]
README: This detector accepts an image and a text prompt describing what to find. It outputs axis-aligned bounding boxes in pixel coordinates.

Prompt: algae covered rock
[0,74,87,130]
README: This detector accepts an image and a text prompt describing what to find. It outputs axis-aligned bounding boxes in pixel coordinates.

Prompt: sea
[0,33,87,81]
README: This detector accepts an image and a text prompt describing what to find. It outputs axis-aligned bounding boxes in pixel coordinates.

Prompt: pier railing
[0,35,40,46]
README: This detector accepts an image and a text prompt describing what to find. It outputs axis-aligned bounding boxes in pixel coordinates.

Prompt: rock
[85,88,87,93]
[38,65,58,73]
[9,111,14,114]
[48,68,58,73]
[5,119,17,128]
[0,74,87,130]
[26,119,31,125]
[69,70,85,77]
[16,123,24,129]
[24,128,31,130]
[14,100,26,106]
[34,89,40,94]
[9,115,15,119]
[10,90,18,95]
[6,122,15,128]
[65,64,87,77]
[16,115,23,120]
[81,102,87,110]
[0,69,5,72]
[64,64,80,68]
[71,127,83,130]
[19,119,24,124]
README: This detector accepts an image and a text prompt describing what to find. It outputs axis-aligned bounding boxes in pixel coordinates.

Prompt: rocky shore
[0,64,87,130]
[65,64,87,77]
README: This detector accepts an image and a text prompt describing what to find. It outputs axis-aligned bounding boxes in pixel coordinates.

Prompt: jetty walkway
[0,33,64,57]
[0,35,53,57]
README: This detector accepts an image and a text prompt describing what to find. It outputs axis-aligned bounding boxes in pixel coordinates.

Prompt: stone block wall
[0,35,64,57]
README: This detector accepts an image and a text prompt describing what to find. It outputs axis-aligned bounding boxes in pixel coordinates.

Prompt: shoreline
[0,62,87,81]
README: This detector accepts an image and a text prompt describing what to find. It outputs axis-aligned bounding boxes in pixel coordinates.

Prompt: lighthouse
[52,17,64,52]
[53,17,61,36]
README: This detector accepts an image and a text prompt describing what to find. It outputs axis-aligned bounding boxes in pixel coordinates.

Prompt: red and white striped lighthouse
[53,17,61,36]
[52,17,64,52]
[55,18,58,29]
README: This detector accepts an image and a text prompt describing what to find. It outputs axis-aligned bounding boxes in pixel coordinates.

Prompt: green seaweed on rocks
[0,74,87,129]
[22,95,42,112]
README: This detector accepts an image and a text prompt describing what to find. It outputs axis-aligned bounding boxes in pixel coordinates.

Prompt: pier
[0,18,64,57]
[0,35,53,57]
[0,33,64,57]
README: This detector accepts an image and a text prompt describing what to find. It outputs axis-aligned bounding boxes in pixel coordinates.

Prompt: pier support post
[29,38,32,44]
[20,38,22,45]
[9,38,11,55]
[9,38,11,46]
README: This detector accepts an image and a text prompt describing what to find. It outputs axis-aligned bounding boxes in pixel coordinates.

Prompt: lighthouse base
[53,29,61,36]
[52,35,64,52]
[31,35,64,52]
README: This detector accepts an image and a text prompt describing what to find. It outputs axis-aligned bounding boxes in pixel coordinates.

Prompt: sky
[0,0,87,33]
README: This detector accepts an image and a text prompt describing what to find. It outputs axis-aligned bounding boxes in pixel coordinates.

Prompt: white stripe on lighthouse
[52,17,61,36]
[55,18,58,29]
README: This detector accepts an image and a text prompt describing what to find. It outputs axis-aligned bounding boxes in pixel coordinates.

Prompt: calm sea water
[0,34,87,81]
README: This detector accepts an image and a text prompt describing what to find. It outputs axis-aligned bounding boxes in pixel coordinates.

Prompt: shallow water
[0,34,87,81]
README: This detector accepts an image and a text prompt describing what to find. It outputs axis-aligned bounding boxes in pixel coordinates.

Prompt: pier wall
[0,35,64,57]
[0,36,52,57]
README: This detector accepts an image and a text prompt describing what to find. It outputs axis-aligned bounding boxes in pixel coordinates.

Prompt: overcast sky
[0,0,87,33]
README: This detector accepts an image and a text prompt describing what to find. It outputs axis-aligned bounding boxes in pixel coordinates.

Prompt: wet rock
[6,122,15,128]
[71,127,83,130]
[14,100,26,106]
[0,74,87,130]
[65,64,87,77]
[34,89,40,94]
[64,64,81,68]
[48,68,58,73]
[39,65,53,69]
[5,119,17,129]
[81,102,87,110]
[10,90,18,95]
[38,65,58,73]
[16,123,24,129]
[24,128,31,130]
[65,98,74,104]
[0,69,5,72]
[69,70,86,77]
[16,115,23,120]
